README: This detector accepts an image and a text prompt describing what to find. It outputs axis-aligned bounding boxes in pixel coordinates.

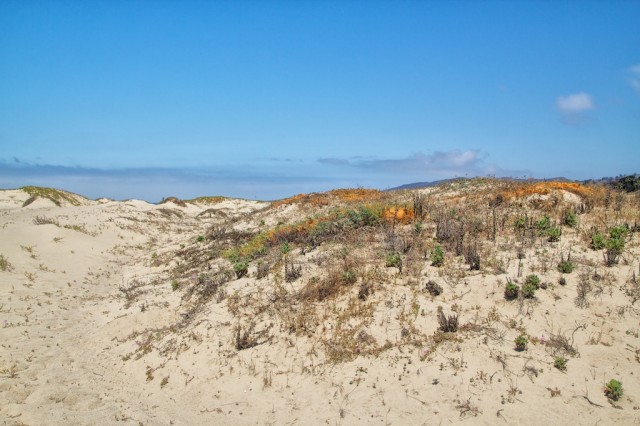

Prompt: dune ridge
[1,180,639,425]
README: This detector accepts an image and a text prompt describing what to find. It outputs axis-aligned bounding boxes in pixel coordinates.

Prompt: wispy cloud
[556,92,595,113]
[1,153,528,201]
[319,150,487,175]
[629,64,640,92]
[0,158,331,201]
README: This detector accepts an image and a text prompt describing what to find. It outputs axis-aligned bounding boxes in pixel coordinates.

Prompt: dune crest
[1,179,639,425]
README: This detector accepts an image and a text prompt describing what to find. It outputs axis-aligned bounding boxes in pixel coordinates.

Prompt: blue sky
[1,1,639,201]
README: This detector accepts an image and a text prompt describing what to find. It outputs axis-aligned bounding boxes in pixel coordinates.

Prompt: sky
[1,1,639,201]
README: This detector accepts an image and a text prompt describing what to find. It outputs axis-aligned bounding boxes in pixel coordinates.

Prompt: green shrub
[347,206,381,227]
[342,269,357,284]
[558,260,574,274]
[171,280,179,291]
[522,282,536,298]
[197,235,205,242]
[431,245,445,267]
[414,222,423,234]
[606,225,628,265]
[525,274,541,289]
[564,210,578,227]
[535,216,551,231]
[385,252,402,268]
[554,356,568,371]
[504,281,519,300]
[605,236,625,266]
[546,227,561,242]
[609,225,629,241]
[514,216,527,230]
[280,242,291,255]
[233,261,249,279]
[604,379,623,401]
[591,232,605,250]
[514,334,528,351]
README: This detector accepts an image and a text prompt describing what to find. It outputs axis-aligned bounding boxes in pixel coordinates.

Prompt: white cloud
[556,92,595,112]
[319,150,486,174]
[628,65,640,92]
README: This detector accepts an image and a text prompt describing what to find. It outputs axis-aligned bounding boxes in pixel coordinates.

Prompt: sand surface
[1,184,639,425]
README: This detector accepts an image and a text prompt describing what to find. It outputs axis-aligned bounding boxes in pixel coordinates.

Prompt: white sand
[1,185,639,425]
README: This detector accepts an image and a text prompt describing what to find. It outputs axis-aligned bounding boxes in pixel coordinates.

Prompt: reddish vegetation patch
[500,181,596,200]
[327,188,382,203]
[383,207,414,224]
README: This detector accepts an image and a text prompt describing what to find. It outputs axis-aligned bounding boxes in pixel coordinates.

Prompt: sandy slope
[1,186,639,425]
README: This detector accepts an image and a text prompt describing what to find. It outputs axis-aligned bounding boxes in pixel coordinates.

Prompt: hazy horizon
[2,1,639,201]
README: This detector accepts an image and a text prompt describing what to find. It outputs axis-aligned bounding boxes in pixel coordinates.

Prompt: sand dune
[1,182,639,425]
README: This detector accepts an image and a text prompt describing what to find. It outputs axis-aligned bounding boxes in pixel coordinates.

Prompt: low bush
[564,210,578,228]
[342,269,357,285]
[558,260,574,273]
[514,334,528,351]
[425,280,442,296]
[504,281,519,300]
[554,356,568,371]
[385,252,402,268]
[536,216,551,232]
[437,306,458,332]
[605,236,624,266]
[431,245,445,267]
[591,232,605,250]
[514,216,527,231]
[547,227,562,242]
[525,274,541,289]
[604,379,623,401]
[522,282,536,298]
[233,261,249,279]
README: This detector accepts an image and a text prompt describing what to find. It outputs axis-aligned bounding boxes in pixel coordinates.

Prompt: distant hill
[387,176,574,191]
[585,174,640,192]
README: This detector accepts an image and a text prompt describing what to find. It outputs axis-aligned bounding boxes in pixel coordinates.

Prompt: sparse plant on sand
[564,210,577,228]
[431,245,445,267]
[437,306,458,332]
[514,334,528,351]
[505,280,519,300]
[547,226,562,242]
[0,254,12,272]
[604,379,623,401]
[425,280,442,296]
[385,252,402,269]
[535,215,551,232]
[525,274,541,289]
[591,231,605,250]
[553,356,568,371]
[233,261,249,279]
[558,260,574,274]
[604,226,628,266]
